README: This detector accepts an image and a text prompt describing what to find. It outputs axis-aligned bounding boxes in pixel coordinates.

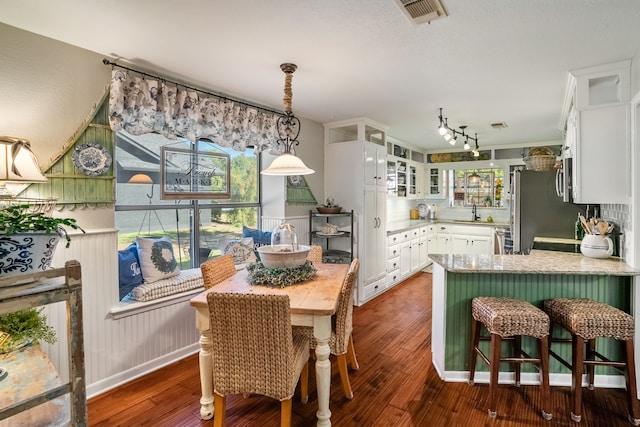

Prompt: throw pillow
[221,237,257,265]
[118,242,143,300]
[242,226,272,246]
[136,236,180,283]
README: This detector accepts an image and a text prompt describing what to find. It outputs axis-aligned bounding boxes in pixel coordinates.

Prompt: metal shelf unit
[309,210,354,264]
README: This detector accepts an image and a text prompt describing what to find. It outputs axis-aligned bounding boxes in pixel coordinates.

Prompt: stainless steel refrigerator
[510,169,585,254]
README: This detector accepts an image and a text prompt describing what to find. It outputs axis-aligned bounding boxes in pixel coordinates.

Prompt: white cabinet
[562,60,631,204]
[400,241,411,277]
[426,166,445,199]
[364,143,387,188]
[324,118,389,305]
[450,225,494,255]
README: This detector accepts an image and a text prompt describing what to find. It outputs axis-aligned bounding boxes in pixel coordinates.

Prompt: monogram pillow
[136,236,180,283]
[221,237,257,265]
[118,242,143,300]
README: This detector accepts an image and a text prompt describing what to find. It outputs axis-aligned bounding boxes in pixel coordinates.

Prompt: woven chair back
[207,292,296,400]
[307,245,323,265]
[200,254,236,290]
[333,258,360,354]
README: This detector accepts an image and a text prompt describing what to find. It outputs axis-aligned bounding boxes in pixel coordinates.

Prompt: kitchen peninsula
[429,251,640,387]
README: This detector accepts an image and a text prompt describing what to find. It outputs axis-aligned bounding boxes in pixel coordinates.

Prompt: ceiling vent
[394,0,448,25]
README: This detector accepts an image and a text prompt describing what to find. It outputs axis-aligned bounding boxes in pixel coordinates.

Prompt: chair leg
[213,394,226,427]
[586,338,596,391]
[514,335,522,387]
[300,361,309,403]
[280,398,292,427]
[337,354,354,399]
[571,334,584,422]
[468,317,481,385]
[347,335,359,370]
[539,335,552,420]
[488,333,502,418]
[623,339,640,425]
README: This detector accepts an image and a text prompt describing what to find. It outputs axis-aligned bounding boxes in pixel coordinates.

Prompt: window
[449,168,504,208]
[115,132,260,269]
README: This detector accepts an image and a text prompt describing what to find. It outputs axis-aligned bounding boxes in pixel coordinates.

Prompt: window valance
[108,69,280,153]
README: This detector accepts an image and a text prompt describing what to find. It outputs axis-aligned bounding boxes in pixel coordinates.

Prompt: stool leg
[571,334,584,422]
[488,333,502,419]
[623,339,640,425]
[586,338,596,391]
[539,335,552,420]
[514,335,522,387]
[468,317,481,385]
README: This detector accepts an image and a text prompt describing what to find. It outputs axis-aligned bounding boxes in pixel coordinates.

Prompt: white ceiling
[1,0,639,150]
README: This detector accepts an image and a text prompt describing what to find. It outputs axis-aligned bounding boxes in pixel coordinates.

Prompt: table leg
[196,326,214,420]
[314,314,332,427]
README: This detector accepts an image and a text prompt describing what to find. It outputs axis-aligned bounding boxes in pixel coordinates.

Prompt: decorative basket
[316,207,342,214]
[523,155,557,171]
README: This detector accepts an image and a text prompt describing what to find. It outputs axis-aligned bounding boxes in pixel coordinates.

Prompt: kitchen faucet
[472,203,480,221]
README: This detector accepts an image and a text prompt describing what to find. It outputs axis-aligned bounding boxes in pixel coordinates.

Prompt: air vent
[394,0,448,25]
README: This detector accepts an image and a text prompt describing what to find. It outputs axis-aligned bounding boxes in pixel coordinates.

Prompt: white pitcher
[580,234,614,258]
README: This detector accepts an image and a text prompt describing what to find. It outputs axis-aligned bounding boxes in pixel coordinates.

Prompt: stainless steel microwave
[555,155,573,202]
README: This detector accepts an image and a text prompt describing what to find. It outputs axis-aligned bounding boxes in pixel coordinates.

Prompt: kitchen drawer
[408,227,420,240]
[434,224,451,234]
[387,269,402,285]
[362,277,388,301]
[419,226,429,237]
[388,243,401,259]
[387,257,400,272]
[388,232,403,245]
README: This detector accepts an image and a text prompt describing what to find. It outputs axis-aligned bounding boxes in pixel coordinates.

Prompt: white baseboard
[86,343,200,399]
[442,370,626,388]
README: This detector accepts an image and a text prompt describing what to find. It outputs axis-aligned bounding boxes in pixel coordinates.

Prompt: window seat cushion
[130,267,204,302]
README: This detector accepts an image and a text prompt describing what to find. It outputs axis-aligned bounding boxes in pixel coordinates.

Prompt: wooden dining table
[189,262,348,427]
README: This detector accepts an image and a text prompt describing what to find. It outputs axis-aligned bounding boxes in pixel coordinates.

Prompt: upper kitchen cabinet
[560,60,631,204]
[387,137,426,199]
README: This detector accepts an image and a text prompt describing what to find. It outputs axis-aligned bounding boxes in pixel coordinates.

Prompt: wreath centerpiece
[247,260,317,288]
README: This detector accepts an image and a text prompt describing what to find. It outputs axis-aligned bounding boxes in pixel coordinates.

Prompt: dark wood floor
[88,272,633,426]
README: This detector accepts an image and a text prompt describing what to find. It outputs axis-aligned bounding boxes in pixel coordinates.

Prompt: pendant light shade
[261,63,314,176]
[262,152,314,176]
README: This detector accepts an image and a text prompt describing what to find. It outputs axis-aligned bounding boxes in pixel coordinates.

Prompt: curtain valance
[107,69,280,153]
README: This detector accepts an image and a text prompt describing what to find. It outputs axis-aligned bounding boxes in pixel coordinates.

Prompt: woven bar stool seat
[544,298,640,424]
[469,297,552,420]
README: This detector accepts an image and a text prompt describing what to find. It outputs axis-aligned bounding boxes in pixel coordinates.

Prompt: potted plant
[0,308,56,353]
[0,204,84,277]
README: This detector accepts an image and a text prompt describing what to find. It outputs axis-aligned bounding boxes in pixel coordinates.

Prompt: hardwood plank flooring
[88,272,633,426]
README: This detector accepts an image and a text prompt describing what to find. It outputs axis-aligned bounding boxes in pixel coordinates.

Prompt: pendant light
[261,63,314,176]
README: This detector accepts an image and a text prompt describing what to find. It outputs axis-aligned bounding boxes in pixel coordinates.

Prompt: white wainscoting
[42,229,200,398]
[262,216,309,244]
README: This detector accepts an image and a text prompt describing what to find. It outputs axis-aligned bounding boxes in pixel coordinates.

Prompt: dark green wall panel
[445,272,631,377]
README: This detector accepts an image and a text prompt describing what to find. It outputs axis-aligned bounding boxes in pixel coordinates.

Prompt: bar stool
[544,298,640,424]
[469,297,552,420]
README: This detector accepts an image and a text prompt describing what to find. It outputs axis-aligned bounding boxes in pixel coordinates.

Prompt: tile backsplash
[601,203,631,261]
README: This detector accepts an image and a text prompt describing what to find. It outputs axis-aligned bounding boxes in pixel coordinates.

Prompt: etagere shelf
[309,210,354,264]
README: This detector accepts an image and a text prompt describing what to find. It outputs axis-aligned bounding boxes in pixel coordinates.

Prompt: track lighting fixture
[437,108,479,154]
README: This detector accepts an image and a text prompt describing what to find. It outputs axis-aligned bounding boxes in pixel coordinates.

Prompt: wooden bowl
[316,207,342,214]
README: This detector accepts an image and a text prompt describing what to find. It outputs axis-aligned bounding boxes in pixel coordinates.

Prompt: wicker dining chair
[295,258,360,399]
[307,245,323,265]
[200,254,236,290]
[207,292,310,427]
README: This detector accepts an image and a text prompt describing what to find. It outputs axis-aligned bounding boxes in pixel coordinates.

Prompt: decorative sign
[160,146,230,199]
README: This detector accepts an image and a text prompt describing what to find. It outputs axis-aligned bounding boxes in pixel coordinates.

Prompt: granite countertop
[429,250,640,276]
[387,219,510,234]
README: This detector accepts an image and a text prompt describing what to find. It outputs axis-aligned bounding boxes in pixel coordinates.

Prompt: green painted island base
[431,260,633,389]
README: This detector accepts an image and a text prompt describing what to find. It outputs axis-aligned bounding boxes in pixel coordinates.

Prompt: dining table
[189,262,348,427]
